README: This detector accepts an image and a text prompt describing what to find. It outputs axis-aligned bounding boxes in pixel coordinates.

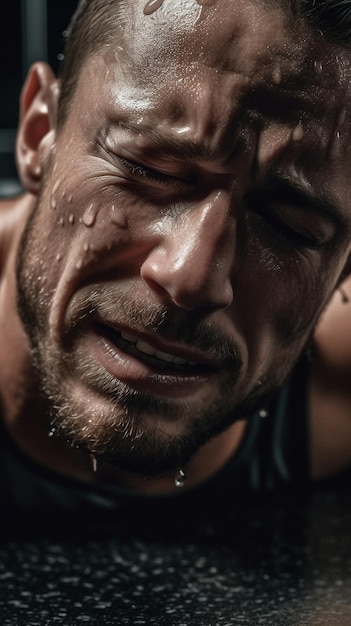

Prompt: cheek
[235,236,326,346]
[39,170,165,282]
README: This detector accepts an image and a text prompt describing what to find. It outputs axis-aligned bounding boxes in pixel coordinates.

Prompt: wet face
[17,0,351,475]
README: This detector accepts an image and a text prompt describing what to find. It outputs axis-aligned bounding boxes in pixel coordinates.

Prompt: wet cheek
[45,174,162,275]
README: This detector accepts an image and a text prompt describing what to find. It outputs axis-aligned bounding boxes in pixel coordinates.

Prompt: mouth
[103,327,198,371]
[81,322,222,397]
[96,322,214,373]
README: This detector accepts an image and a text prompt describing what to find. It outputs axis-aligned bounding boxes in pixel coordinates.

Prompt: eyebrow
[113,120,235,162]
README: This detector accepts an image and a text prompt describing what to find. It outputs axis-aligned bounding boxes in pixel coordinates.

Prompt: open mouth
[98,324,199,371]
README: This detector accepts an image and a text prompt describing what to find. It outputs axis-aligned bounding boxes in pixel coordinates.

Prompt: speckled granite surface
[0,488,350,626]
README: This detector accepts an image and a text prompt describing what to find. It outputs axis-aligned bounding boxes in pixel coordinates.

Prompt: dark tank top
[0,356,310,519]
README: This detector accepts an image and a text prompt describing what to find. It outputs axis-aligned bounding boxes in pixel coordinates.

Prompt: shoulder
[0,195,32,275]
[309,277,351,480]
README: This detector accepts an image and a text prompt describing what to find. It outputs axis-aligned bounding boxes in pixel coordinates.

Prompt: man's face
[17,0,351,475]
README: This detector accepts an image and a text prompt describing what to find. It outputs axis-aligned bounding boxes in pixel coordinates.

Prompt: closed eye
[118,157,185,187]
[245,191,335,250]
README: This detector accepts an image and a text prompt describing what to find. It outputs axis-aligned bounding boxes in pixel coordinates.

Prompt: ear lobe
[16,62,59,194]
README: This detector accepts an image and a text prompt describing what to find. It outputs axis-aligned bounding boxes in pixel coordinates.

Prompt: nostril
[141,272,172,302]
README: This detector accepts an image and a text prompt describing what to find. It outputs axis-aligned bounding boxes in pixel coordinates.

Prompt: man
[0,0,351,513]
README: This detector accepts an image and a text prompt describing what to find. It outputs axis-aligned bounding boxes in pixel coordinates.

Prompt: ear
[16,62,59,194]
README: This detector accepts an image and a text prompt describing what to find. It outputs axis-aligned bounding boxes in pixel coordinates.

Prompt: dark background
[0,0,78,196]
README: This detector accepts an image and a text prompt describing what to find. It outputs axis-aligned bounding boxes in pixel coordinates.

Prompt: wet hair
[57,0,351,125]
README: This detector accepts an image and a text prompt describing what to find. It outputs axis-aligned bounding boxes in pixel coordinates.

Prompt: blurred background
[0,0,78,198]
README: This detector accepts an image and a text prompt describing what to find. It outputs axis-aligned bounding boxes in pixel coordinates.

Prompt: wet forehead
[126,0,308,77]
[97,1,348,143]
[117,0,347,116]
[70,0,351,185]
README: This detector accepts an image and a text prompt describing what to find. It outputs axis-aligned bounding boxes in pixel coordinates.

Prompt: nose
[140,191,236,311]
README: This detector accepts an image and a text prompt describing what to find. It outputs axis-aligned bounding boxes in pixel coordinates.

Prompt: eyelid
[117,155,195,189]
[268,206,332,247]
[264,175,341,229]
[246,191,335,247]
[119,157,170,181]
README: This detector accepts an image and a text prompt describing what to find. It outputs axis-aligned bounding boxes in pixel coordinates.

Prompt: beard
[15,196,304,479]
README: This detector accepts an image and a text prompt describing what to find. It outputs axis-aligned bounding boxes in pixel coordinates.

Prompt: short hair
[57,0,124,126]
[293,0,351,45]
[57,0,351,125]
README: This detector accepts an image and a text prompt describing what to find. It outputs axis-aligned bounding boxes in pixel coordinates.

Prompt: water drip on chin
[175,468,186,488]
[91,455,98,473]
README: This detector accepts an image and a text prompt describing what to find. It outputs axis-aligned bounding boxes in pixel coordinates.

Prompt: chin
[39,370,205,472]
[41,356,279,478]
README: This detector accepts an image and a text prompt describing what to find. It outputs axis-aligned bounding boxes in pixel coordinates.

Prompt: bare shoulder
[0,195,31,274]
[310,277,351,480]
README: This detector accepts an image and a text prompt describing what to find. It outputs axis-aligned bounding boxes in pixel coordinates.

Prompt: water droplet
[175,468,186,488]
[327,130,341,161]
[144,0,165,15]
[91,455,98,473]
[259,409,268,418]
[110,204,128,228]
[48,426,57,438]
[56,253,61,262]
[292,124,304,142]
[76,259,83,270]
[82,204,99,227]
[58,217,65,227]
[68,213,75,225]
[314,60,323,75]
[51,197,57,210]
[83,242,90,252]
[68,194,73,204]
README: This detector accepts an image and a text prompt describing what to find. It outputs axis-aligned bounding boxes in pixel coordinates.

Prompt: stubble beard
[15,196,302,479]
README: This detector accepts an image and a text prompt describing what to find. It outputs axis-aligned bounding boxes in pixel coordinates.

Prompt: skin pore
[1,0,351,493]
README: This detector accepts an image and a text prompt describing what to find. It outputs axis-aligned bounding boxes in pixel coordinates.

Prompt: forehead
[121,0,338,79]
[87,0,349,120]
[75,2,348,136]
[67,0,351,184]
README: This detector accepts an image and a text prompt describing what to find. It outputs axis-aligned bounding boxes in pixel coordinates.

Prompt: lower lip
[89,327,214,398]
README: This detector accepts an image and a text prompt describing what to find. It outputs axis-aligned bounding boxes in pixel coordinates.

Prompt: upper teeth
[121,331,195,366]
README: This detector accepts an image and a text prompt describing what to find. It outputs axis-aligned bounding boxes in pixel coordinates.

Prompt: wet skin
[2,0,351,490]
